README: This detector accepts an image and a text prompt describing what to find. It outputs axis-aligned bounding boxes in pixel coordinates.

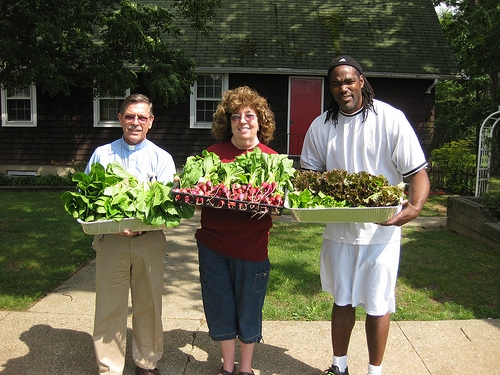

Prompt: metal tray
[285,202,401,223]
[77,218,167,235]
[173,191,284,216]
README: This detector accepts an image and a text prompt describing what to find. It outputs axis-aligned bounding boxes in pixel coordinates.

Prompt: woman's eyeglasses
[124,114,151,125]
[230,114,256,122]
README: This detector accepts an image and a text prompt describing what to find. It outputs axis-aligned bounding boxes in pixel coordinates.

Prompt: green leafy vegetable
[288,170,405,208]
[175,148,296,208]
[61,162,194,226]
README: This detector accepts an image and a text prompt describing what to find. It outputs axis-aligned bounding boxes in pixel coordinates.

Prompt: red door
[289,77,324,155]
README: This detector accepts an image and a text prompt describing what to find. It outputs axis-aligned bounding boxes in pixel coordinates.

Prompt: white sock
[332,355,348,372]
[367,363,382,375]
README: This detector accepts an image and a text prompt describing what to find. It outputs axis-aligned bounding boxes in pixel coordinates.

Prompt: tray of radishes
[172,148,296,216]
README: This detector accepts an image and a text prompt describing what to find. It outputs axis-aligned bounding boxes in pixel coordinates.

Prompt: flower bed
[446,196,500,251]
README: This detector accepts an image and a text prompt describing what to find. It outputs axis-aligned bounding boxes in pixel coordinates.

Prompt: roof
[156,0,458,79]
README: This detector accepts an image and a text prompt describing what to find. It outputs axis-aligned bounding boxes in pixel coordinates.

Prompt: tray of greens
[77,217,167,235]
[173,148,295,216]
[61,162,195,234]
[286,170,404,223]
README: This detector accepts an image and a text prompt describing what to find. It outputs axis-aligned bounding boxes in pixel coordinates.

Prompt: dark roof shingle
[159,0,457,78]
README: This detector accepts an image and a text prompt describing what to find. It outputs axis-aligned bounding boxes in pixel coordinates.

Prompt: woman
[195,86,277,375]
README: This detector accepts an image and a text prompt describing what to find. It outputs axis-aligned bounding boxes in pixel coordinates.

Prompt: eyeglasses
[230,113,256,122]
[124,114,151,125]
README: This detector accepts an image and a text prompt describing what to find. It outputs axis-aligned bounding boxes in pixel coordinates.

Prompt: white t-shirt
[85,137,176,184]
[300,99,427,245]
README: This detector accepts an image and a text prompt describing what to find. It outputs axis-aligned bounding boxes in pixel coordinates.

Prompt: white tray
[77,218,167,235]
[285,202,401,223]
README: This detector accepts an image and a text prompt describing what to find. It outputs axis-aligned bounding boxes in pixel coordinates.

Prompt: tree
[433,1,499,150]
[0,0,221,105]
[434,0,500,104]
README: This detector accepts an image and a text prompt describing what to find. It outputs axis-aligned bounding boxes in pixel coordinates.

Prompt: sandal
[215,367,236,375]
[238,372,255,375]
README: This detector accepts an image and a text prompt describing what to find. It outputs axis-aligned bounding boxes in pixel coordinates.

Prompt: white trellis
[475,108,500,196]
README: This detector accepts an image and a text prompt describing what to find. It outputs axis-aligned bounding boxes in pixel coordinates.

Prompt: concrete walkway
[0,213,499,375]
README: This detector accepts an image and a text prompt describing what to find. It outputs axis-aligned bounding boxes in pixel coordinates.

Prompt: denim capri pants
[197,240,270,344]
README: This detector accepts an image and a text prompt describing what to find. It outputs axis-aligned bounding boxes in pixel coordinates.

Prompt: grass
[396,227,499,320]
[265,220,500,321]
[419,193,449,217]
[264,194,500,321]
[490,175,500,191]
[0,191,94,310]
[1,192,499,322]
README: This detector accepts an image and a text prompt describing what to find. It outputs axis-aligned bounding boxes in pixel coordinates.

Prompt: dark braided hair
[325,69,376,126]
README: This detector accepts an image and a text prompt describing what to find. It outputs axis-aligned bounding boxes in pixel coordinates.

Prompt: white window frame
[190,73,228,129]
[93,89,130,127]
[1,85,37,127]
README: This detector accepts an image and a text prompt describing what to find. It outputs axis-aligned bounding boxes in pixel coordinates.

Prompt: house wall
[229,74,290,154]
[369,77,436,156]
[0,75,436,176]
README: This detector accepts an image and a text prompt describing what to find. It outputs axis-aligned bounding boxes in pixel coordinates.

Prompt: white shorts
[320,239,400,316]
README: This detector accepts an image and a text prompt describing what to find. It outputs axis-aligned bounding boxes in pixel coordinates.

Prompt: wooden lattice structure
[475,109,500,196]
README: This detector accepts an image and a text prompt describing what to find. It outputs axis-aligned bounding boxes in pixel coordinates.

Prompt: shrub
[431,140,476,194]
[0,173,75,187]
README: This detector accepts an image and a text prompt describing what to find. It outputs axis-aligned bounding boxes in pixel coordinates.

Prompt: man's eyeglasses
[230,114,256,122]
[124,114,151,125]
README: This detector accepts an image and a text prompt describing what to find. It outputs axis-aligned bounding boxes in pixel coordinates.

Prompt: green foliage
[434,80,497,148]
[431,140,476,194]
[437,1,500,104]
[178,148,296,195]
[433,2,500,156]
[60,162,194,226]
[288,170,405,208]
[0,173,74,186]
[0,0,221,105]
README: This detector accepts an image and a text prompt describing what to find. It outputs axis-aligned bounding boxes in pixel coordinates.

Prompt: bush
[431,140,476,194]
[0,173,75,187]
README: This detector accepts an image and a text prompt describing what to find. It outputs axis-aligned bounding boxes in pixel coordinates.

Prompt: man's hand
[379,168,430,227]
[121,229,144,237]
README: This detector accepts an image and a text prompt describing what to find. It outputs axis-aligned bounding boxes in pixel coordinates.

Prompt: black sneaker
[324,365,349,375]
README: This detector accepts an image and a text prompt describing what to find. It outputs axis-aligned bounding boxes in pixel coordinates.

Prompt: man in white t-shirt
[300,56,430,375]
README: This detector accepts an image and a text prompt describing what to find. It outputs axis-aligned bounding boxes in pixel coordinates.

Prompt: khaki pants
[92,231,166,375]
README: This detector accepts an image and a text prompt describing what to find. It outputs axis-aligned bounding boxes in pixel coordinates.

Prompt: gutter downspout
[425,78,439,94]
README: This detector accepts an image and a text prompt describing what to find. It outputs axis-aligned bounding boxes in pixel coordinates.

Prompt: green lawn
[265,219,500,321]
[0,191,94,310]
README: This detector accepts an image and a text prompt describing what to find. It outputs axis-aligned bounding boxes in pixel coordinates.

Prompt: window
[1,85,37,127]
[93,89,130,127]
[190,73,228,128]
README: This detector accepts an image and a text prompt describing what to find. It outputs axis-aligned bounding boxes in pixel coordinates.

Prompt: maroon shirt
[195,141,277,262]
